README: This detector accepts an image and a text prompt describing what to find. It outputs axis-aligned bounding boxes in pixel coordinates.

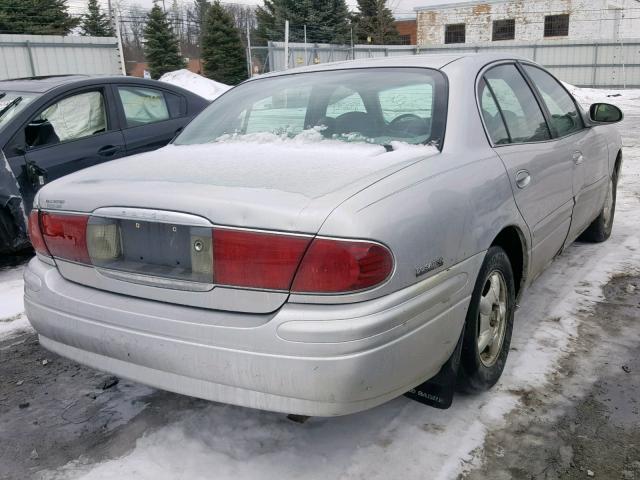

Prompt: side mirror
[589,103,623,124]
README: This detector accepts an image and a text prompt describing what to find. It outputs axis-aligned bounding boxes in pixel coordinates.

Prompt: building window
[492,19,515,41]
[445,23,466,44]
[398,34,411,45]
[544,14,569,37]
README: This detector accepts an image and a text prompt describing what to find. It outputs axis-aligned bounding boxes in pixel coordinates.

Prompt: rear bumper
[24,254,481,416]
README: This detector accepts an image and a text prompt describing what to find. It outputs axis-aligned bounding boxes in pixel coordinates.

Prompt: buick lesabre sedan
[24,54,623,416]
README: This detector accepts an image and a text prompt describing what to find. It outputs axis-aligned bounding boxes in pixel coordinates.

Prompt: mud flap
[404,326,465,410]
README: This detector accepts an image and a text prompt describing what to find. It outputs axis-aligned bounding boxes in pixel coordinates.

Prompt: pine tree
[255,0,351,45]
[201,1,247,85]
[354,0,400,45]
[80,0,115,37]
[0,0,79,35]
[143,2,186,79]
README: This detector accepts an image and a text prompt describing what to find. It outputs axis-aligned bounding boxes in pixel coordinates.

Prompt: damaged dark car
[0,75,208,254]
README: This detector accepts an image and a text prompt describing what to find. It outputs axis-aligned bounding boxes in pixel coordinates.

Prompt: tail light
[213,231,393,293]
[292,238,393,293]
[213,229,310,290]
[30,210,393,294]
[27,210,50,257]
[40,212,90,264]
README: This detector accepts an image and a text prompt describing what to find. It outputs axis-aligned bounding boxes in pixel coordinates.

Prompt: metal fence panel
[0,35,122,80]
[262,39,640,88]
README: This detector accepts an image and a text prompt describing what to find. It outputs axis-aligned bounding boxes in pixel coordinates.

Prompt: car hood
[37,140,438,233]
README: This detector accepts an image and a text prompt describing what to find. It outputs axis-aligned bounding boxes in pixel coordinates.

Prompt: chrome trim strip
[92,207,213,227]
[36,253,56,266]
[96,267,215,292]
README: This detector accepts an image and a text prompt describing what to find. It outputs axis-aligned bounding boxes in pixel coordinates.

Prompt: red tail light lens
[292,239,393,293]
[27,210,50,257]
[40,212,90,264]
[30,210,392,295]
[213,229,310,290]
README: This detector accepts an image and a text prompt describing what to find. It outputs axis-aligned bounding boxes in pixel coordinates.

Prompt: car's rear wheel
[458,246,515,393]
[579,171,618,243]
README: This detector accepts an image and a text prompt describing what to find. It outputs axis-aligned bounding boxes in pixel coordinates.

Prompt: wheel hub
[477,271,508,367]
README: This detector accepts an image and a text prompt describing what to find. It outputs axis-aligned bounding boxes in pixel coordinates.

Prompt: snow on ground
[159,69,230,101]
[565,82,640,113]
[15,85,640,480]
[0,265,32,340]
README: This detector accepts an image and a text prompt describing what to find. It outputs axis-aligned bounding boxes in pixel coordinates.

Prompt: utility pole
[304,25,308,66]
[246,22,253,77]
[350,26,355,60]
[114,11,126,75]
[284,20,290,70]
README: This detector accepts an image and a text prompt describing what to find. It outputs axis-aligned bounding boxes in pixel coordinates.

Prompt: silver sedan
[24,53,623,416]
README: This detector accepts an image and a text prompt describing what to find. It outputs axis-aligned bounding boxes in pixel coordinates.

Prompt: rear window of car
[175,68,448,149]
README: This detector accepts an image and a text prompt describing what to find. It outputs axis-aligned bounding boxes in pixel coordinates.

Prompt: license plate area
[88,217,213,284]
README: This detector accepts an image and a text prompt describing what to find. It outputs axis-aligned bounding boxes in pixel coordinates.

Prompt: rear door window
[479,79,510,145]
[117,86,170,127]
[483,64,551,144]
[522,65,583,137]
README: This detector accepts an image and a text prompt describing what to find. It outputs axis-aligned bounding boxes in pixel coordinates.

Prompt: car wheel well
[614,150,622,179]
[490,226,526,299]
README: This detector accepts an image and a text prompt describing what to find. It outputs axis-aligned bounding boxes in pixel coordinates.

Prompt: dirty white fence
[261,38,640,88]
[0,35,123,80]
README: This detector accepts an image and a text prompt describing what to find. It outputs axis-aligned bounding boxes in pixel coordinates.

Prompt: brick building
[394,19,418,45]
[415,0,637,46]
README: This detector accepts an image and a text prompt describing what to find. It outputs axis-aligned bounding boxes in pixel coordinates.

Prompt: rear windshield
[175,68,448,148]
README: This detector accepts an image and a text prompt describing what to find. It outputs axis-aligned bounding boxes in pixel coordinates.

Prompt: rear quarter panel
[313,148,526,304]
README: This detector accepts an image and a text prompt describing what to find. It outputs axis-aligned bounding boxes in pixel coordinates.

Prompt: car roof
[249,52,530,80]
[0,75,92,93]
[0,74,195,94]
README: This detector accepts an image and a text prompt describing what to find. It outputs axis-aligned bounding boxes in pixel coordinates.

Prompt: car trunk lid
[35,141,436,313]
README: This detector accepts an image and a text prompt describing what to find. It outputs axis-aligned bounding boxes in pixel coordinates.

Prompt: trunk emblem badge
[193,240,204,252]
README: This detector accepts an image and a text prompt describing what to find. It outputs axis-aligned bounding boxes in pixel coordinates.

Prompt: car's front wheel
[458,246,515,393]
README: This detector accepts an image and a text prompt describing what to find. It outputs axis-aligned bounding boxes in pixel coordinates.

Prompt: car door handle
[515,170,531,189]
[98,145,119,157]
[573,151,584,165]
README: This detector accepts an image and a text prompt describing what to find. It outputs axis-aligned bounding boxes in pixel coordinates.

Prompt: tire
[579,170,618,243]
[0,208,18,255]
[458,246,515,393]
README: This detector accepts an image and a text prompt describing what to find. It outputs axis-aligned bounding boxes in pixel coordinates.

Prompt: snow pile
[0,266,32,340]
[563,82,640,114]
[159,69,230,101]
